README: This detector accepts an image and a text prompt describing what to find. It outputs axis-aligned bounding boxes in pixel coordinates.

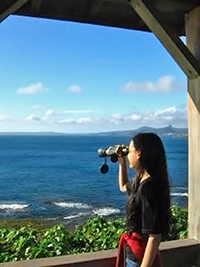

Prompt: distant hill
[94,125,188,139]
[0,132,69,136]
[0,125,188,139]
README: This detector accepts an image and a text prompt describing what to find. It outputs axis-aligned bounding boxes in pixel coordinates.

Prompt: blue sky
[0,15,187,133]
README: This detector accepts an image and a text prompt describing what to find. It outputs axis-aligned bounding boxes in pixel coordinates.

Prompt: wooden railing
[1,239,200,267]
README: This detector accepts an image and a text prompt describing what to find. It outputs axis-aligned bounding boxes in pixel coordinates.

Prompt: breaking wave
[171,192,188,197]
[0,203,29,211]
[52,201,92,209]
[92,207,121,216]
[63,212,89,220]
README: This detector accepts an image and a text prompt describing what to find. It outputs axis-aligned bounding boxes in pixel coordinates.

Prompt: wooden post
[129,0,200,79]
[186,6,200,241]
[0,0,30,23]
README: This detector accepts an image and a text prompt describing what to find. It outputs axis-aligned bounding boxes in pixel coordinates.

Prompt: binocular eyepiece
[97,144,129,174]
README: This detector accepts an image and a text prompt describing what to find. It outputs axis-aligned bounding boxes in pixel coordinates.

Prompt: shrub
[0,204,188,263]
[168,205,188,240]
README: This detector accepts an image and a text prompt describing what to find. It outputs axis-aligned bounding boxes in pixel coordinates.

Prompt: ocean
[0,134,188,228]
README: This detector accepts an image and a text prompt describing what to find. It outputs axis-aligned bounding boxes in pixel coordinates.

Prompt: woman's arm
[118,156,129,192]
[140,234,161,267]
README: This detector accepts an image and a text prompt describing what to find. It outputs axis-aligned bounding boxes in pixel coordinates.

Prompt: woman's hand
[116,145,127,160]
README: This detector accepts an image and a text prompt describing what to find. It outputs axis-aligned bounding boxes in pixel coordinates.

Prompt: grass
[0,218,56,231]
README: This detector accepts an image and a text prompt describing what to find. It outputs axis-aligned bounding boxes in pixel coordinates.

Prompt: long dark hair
[126,133,171,237]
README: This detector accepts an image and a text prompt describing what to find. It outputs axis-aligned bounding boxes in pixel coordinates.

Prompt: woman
[116,133,171,267]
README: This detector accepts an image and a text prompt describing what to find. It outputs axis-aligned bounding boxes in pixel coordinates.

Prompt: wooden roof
[1,0,200,36]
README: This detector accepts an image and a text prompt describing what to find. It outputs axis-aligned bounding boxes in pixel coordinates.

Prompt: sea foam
[171,192,188,197]
[53,201,92,209]
[63,212,89,220]
[0,203,29,211]
[92,207,120,216]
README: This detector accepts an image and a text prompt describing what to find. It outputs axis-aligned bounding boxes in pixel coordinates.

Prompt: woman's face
[128,140,141,169]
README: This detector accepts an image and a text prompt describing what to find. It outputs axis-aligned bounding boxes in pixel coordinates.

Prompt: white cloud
[154,106,176,117]
[103,105,187,129]
[134,106,187,126]
[57,117,93,125]
[111,113,123,120]
[57,119,75,124]
[42,109,55,121]
[62,109,95,114]
[30,104,45,110]
[0,113,10,122]
[128,113,142,121]
[1,105,187,133]
[67,85,82,93]
[110,113,124,125]
[16,82,48,95]
[54,105,187,130]
[45,109,54,117]
[77,117,93,124]
[25,114,40,121]
[122,76,183,93]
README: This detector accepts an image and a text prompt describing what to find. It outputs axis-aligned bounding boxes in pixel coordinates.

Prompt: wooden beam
[129,0,200,79]
[31,0,42,13]
[0,0,30,23]
[83,0,103,20]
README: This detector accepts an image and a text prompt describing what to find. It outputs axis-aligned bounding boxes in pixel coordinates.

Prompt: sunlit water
[0,135,188,227]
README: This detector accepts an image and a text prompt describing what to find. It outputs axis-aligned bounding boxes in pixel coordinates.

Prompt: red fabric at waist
[115,232,163,267]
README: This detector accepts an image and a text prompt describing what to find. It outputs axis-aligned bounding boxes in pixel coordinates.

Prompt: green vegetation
[169,205,188,240]
[0,205,188,263]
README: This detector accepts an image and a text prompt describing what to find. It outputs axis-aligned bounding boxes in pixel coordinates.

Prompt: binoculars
[97,144,129,174]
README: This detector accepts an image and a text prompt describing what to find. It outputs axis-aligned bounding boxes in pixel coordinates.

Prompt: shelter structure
[1,0,200,266]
